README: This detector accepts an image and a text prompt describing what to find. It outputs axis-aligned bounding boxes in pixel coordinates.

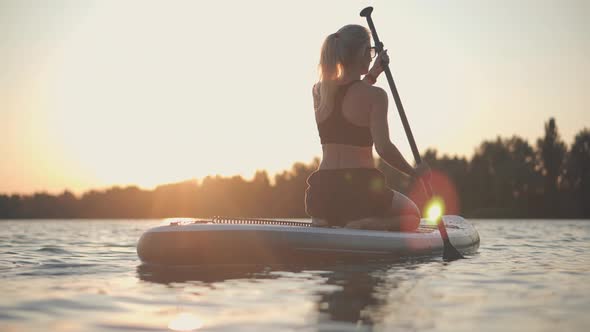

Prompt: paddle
[360,6,464,260]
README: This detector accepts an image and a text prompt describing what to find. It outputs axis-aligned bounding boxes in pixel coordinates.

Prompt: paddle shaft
[360,7,458,255]
[363,16,423,168]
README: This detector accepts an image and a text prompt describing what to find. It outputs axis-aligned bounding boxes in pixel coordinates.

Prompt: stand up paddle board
[137,215,479,266]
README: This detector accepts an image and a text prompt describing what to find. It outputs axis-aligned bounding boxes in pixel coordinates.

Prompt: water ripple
[0,219,589,332]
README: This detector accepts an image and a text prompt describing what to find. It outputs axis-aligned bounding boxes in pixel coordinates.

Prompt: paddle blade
[443,241,464,261]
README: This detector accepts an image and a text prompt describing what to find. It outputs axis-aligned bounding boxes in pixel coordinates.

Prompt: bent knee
[398,215,420,232]
[391,191,420,217]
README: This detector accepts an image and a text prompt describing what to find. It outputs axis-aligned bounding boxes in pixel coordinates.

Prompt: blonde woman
[305,24,430,231]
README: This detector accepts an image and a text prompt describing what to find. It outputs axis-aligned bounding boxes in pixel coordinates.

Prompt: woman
[305,24,430,232]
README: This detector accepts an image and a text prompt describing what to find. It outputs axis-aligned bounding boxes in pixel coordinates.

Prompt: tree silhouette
[468,136,540,217]
[536,118,567,217]
[0,119,587,219]
[563,129,590,217]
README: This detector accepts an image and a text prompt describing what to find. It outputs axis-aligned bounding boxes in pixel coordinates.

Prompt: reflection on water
[1,219,590,331]
[168,312,204,331]
[136,257,455,330]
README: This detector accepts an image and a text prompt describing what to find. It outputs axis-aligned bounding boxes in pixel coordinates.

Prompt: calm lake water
[1,219,589,331]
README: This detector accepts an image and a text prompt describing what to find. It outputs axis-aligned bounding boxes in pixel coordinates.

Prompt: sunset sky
[1,0,588,194]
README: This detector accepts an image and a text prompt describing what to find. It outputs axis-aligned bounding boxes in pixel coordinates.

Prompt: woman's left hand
[369,49,390,77]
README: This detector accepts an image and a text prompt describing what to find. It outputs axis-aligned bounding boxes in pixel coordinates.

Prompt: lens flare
[424,196,445,225]
[427,205,442,220]
[408,170,460,223]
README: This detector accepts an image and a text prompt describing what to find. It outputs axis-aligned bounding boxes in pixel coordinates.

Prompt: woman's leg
[344,190,421,231]
[345,216,419,231]
[389,190,420,215]
[389,190,421,231]
[311,217,329,227]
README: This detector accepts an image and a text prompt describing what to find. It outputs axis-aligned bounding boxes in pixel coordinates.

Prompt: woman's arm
[363,50,389,86]
[369,87,416,177]
[362,73,377,85]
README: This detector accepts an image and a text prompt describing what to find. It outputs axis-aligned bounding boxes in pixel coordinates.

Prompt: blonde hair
[316,24,371,114]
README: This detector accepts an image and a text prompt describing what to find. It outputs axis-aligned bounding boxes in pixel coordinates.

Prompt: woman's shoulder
[312,80,385,98]
[358,81,386,94]
[354,81,387,103]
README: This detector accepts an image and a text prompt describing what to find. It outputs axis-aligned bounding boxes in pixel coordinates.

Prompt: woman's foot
[311,218,330,227]
[344,215,420,232]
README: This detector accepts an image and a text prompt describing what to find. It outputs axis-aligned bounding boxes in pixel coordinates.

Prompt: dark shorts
[305,168,394,226]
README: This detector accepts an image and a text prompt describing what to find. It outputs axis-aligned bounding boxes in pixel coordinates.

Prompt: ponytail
[315,25,370,115]
[317,33,342,114]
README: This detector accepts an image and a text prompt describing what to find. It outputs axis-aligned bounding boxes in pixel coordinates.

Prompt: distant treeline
[1,118,588,219]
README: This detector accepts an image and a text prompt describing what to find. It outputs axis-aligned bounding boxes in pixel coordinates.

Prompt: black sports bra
[317,80,373,147]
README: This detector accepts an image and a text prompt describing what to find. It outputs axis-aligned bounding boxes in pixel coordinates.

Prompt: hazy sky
[1,0,588,194]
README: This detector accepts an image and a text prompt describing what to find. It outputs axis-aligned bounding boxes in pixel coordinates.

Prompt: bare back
[313,81,384,169]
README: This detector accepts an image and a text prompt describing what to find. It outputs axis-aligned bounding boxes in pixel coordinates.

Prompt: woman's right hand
[413,162,431,180]
[368,49,389,77]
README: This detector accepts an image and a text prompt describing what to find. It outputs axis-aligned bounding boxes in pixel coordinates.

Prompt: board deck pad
[179,216,443,232]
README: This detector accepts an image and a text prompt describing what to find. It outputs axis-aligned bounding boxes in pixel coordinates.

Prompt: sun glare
[168,312,203,331]
[336,63,344,79]
[162,218,197,226]
[425,196,445,224]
